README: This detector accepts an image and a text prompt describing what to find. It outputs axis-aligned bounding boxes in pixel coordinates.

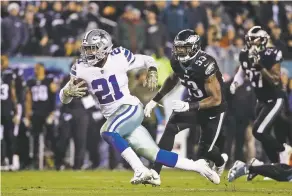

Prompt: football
[73,78,89,96]
[73,78,87,87]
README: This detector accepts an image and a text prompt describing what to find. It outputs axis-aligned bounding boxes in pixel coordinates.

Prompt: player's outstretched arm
[126,53,158,91]
[153,73,179,102]
[230,66,246,94]
[196,74,222,110]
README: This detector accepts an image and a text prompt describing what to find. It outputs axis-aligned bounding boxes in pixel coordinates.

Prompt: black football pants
[152,110,225,174]
[31,114,54,166]
[249,163,292,181]
[252,98,285,163]
[1,114,16,165]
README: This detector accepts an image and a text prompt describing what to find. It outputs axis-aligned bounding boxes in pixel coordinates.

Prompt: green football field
[2,170,292,196]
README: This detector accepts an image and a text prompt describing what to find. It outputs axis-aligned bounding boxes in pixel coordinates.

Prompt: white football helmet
[245,26,270,52]
[80,29,113,66]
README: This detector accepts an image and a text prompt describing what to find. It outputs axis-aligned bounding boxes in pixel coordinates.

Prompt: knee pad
[101,132,129,153]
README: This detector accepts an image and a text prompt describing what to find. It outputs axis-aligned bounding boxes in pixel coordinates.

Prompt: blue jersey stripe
[112,105,138,132]
[127,51,133,62]
[70,69,76,76]
[124,49,129,58]
[107,105,132,132]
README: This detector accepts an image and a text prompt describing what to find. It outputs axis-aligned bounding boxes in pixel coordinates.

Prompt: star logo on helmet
[92,36,100,42]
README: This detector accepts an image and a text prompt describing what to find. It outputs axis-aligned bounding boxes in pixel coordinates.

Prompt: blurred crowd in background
[1,1,292,171]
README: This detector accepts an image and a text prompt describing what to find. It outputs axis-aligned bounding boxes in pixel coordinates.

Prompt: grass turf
[2,170,292,196]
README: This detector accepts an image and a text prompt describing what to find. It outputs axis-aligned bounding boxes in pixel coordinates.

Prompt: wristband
[189,101,200,110]
[148,66,157,72]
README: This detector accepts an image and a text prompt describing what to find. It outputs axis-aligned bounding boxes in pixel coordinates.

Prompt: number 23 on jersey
[91,75,124,104]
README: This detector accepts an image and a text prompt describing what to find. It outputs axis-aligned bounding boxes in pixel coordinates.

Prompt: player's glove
[144,67,158,91]
[63,78,88,98]
[248,49,261,67]
[144,100,157,117]
[172,100,189,112]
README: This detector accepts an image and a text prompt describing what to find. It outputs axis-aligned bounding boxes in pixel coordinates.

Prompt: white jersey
[70,47,156,118]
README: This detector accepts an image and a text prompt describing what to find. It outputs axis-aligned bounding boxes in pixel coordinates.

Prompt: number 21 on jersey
[91,75,123,104]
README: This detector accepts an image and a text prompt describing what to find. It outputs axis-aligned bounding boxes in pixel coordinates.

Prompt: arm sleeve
[120,47,157,71]
[128,54,157,70]
[233,66,245,86]
[59,80,73,104]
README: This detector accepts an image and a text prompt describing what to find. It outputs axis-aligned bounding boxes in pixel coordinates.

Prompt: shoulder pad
[263,47,283,63]
[112,47,135,64]
[205,61,216,75]
[75,58,84,65]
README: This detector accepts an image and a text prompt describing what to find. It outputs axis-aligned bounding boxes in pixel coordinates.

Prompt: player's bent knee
[101,132,129,153]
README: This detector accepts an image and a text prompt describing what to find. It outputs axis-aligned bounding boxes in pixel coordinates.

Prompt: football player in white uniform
[59,29,220,185]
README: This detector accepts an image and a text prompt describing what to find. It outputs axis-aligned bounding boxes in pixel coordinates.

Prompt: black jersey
[171,50,227,114]
[1,68,16,116]
[27,75,56,116]
[239,47,285,102]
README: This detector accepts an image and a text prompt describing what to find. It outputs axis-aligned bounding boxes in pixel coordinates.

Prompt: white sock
[121,147,145,171]
[174,156,199,172]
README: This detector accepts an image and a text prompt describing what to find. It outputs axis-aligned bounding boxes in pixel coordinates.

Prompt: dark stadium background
[1,0,292,171]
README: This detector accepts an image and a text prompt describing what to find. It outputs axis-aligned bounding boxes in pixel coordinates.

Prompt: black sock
[152,124,178,174]
[262,143,279,163]
[207,146,224,167]
[249,164,292,181]
[198,144,224,167]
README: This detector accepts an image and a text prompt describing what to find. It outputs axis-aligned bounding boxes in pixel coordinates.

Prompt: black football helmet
[173,29,201,63]
[245,26,270,52]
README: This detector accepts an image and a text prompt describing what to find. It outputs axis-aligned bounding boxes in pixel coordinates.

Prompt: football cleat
[130,168,152,185]
[196,159,220,184]
[215,153,228,176]
[142,169,161,186]
[228,160,248,182]
[279,143,292,165]
[263,177,273,181]
[246,158,264,181]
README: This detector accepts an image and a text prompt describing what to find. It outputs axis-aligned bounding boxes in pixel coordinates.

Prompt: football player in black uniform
[228,159,292,182]
[230,26,292,167]
[1,55,19,170]
[24,63,58,169]
[144,29,228,185]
